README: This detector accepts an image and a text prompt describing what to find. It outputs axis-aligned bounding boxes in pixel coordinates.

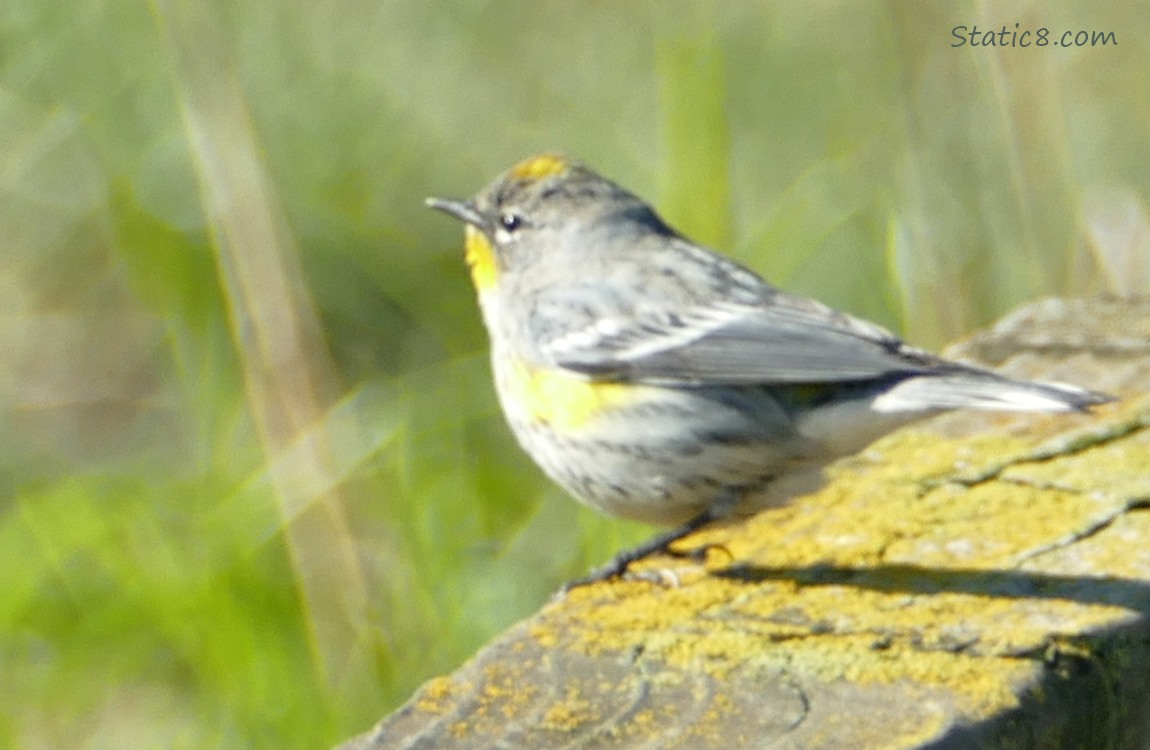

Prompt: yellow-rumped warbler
[427,153,1111,585]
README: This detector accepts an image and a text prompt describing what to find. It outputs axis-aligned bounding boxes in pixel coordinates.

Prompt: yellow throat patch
[464,225,498,291]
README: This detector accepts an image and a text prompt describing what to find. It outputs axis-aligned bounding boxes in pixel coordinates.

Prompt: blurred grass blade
[656,10,731,248]
[226,380,403,550]
[153,0,374,697]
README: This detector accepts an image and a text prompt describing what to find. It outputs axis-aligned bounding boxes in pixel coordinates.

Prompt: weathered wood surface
[344,298,1150,750]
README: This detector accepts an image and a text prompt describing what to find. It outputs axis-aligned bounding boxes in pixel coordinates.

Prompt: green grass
[0,1,1146,747]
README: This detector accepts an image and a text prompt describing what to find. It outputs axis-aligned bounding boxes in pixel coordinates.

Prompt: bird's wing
[536,294,941,386]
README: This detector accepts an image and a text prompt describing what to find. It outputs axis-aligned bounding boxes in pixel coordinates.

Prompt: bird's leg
[560,490,740,593]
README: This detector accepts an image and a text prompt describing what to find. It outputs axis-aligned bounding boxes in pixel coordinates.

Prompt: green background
[1,1,1146,747]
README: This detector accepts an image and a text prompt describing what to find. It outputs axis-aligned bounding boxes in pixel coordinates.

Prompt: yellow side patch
[464,226,498,291]
[504,359,640,432]
[509,153,570,182]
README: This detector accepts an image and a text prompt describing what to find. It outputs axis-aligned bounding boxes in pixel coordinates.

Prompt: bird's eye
[499,212,525,232]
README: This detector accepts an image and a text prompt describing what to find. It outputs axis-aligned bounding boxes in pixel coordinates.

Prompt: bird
[427,152,1113,586]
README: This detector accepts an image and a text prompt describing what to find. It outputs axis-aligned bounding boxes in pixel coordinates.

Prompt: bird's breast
[491,354,642,432]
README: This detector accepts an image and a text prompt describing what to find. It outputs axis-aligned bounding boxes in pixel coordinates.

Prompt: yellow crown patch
[509,153,570,182]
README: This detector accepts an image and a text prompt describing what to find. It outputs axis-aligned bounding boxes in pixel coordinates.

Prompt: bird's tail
[871,369,1113,414]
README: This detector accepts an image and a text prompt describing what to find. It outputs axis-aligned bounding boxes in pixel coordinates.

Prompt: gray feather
[543,296,941,385]
[872,372,1109,413]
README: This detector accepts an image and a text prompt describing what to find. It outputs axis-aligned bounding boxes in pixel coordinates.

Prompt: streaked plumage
[428,153,1111,536]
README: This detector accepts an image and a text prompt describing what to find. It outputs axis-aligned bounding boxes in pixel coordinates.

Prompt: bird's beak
[425,197,486,228]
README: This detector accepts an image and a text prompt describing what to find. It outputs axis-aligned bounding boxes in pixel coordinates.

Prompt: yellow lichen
[415,676,459,714]
[521,399,1149,721]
